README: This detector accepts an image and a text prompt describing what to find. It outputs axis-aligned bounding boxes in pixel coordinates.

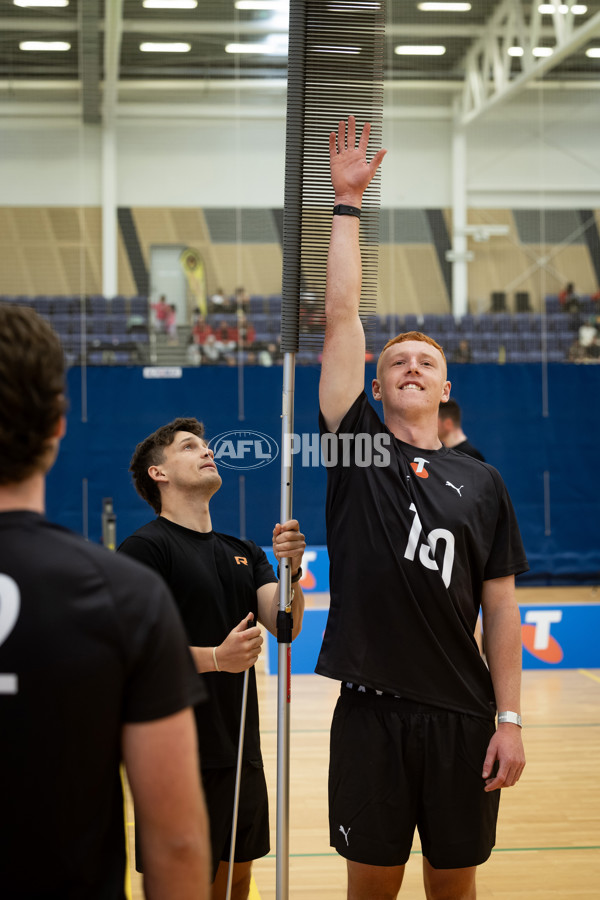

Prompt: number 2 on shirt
[0,574,20,694]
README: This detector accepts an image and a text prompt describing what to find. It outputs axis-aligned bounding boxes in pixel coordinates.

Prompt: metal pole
[225,666,250,900]
[276,350,295,900]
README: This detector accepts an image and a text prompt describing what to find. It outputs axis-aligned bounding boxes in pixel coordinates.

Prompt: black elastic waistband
[341,682,448,715]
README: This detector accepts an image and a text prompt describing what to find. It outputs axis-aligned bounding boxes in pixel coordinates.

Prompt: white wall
[1,89,599,209]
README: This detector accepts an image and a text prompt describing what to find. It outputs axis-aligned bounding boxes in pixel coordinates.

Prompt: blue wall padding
[46,363,600,583]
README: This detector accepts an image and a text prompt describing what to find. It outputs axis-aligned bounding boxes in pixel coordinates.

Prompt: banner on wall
[263,545,329,594]
[263,546,600,674]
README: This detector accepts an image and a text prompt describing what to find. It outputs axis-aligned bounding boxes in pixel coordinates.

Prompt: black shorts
[202,762,270,881]
[329,686,500,870]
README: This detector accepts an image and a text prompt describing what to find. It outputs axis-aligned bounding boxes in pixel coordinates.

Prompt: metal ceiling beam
[79,0,101,124]
[459,1,600,125]
[104,0,124,126]
[0,16,562,38]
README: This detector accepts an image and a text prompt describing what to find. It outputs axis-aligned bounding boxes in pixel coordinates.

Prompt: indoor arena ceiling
[0,0,599,124]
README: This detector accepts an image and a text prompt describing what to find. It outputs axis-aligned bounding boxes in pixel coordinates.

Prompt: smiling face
[373,338,451,423]
[150,431,222,498]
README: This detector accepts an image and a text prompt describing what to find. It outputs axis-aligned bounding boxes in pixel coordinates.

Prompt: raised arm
[319,115,386,432]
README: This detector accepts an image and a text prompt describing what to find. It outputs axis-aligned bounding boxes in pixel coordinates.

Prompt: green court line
[264,846,600,859]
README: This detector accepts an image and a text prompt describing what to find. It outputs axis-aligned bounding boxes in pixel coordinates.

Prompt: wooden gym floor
[127,586,600,899]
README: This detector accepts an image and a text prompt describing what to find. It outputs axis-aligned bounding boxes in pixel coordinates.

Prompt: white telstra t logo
[524,609,563,649]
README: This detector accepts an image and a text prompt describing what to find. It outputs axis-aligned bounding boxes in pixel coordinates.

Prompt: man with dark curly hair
[0,303,211,900]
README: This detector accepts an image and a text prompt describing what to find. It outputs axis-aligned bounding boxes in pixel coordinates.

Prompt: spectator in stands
[166,304,178,345]
[438,398,486,461]
[257,342,276,367]
[578,315,598,351]
[234,287,250,313]
[192,314,214,348]
[214,320,237,358]
[153,294,170,333]
[209,288,230,314]
[567,338,587,362]
[452,338,473,363]
[586,334,600,361]
[558,282,581,313]
[202,334,222,365]
[237,312,256,349]
[186,335,202,366]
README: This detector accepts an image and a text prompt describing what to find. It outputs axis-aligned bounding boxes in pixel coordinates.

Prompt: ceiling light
[226,33,288,55]
[538,4,587,12]
[533,46,554,56]
[142,1,198,8]
[508,46,524,56]
[225,42,287,55]
[586,47,600,57]
[14,1,69,7]
[139,42,191,52]
[20,40,71,50]
[418,2,471,10]
[395,45,446,55]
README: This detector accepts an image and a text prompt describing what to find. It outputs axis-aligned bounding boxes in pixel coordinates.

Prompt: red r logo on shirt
[234,556,248,566]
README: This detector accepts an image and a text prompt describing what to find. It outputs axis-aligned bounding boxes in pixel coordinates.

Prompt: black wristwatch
[277,564,303,583]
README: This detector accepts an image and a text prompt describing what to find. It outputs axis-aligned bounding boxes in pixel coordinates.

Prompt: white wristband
[498,711,522,727]
[212,646,220,672]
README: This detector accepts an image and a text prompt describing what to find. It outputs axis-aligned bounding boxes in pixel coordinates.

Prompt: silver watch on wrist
[497,710,522,727]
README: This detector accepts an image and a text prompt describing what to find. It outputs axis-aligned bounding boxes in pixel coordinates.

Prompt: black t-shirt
[0,511,204,900]
[118,517,277,768]
[454,438,485,461]
[317,392,529,719]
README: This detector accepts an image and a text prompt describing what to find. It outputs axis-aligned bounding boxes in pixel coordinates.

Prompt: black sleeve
[110,561,205,723]
[319,391,368,437]
[245,540,278,589]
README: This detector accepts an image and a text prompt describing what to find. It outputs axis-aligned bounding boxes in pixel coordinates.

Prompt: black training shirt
[317,392,529,719]
[119,517,277,767]
[0,511,203,900]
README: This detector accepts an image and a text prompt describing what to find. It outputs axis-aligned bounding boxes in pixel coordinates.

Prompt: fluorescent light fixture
[143,1,198,8]
[226,34,288,55]
[14,1,68,7]
[538,4,587,12]
[418,2,471,10]
[586,47,600,57]
[395,45,446,55]
[20,40,71,50]
[508,46,554,56]
[140,42,191,52]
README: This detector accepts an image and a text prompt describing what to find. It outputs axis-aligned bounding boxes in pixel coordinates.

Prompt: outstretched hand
[329,115,387,206]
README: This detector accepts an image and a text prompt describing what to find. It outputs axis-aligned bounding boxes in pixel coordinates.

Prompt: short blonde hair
[378,331,446,376]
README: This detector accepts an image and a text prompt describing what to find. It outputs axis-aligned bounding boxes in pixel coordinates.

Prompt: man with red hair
[317,117,528,900]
